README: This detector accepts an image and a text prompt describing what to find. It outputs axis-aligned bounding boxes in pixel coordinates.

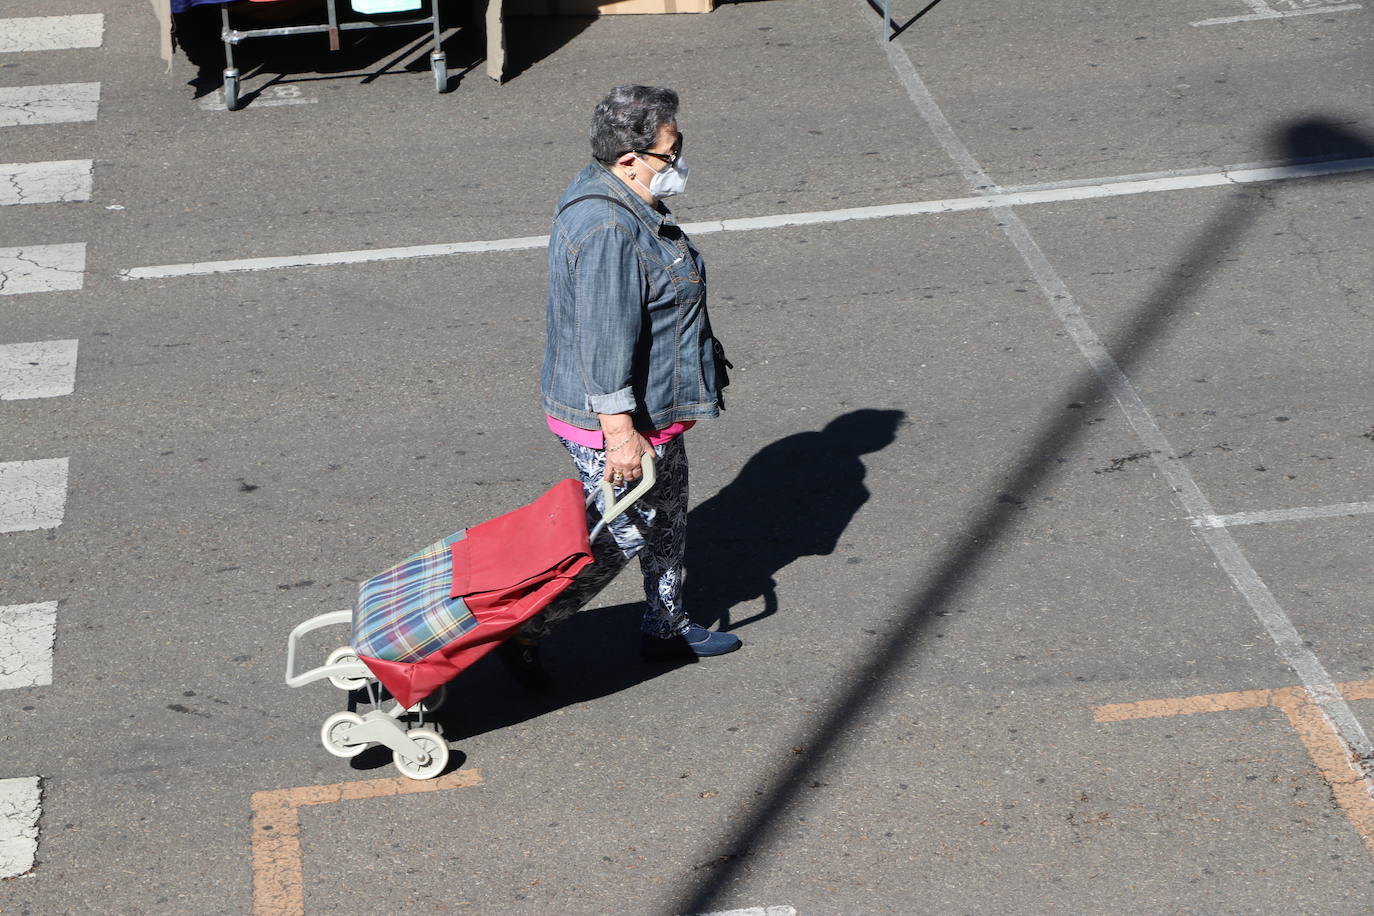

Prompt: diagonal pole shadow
[866,0,949,40]
[667,118,1374,914]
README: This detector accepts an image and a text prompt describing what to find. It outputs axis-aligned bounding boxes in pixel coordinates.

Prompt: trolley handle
[588,451,656,540]
[284,609,353,687]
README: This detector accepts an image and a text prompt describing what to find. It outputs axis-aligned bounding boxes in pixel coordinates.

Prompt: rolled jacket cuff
[587,388,636,415]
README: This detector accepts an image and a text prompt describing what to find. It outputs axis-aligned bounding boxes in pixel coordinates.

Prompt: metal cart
[219,0,447,110]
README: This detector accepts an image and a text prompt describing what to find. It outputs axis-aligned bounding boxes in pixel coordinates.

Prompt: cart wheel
[392,728,449,779]
[415,683,446,714]
[326,646,369,691]
[222,67,241,111]
[430,50,447,93]
[320,711,368,758]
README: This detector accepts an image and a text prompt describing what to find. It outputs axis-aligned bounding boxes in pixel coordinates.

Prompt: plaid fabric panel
[351,530,478,662]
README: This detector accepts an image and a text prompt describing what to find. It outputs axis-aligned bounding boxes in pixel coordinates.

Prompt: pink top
[546,415,695,449]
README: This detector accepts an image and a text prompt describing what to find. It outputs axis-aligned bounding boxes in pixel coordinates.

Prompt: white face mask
[635,153,689,199]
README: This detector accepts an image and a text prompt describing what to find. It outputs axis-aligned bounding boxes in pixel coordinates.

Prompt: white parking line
[198,86,320,111]
[0,14,104,53]
[120,236,549,279]
[0,160,93,206]
[0,340,79,401]
[694,908,796,916]
[1196,500,1374,529]
[866,0,1374,768]
[0,458,70,533]
[0,602,57,690]
[0,244,86,296]
[0,83,102,128]
[0,777,42,880]
[998,156,1366,194]
[116,156,1374,281]
[1193,0,1360,25]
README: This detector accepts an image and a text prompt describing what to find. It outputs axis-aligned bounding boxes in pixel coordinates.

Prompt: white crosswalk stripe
[0,244,86,296]
[0,83,101,128]
[0,15,104,53]
[0,602,57,690]
[0,458,70,533]
[0,14,102,891]
[0,160,93,206]
[0,340,79,401]
[0,777,42,880]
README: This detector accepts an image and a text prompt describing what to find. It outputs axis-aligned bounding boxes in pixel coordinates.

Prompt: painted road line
[120,236,548,280]
[998,155,1368,194]
[0,602,57,690]
[0,160,93,206]
[0,84,101,128]
[0,776,42,879]
[199,96,318,112]
[866,0,1374,771]
[1096,681,1374,860]
[0,458,70,533]
[0,244,86,296]
[0,340,78,401]
[252,770,483,916]
[1196,500,1374,529]
[117,156,1374,281]
[0,15,104,53]
[198,87,319,112]
[694,908,797,916]
[1194,2,1360,25]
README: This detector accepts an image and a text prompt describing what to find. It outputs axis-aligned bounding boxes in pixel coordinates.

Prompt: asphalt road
[3,0,1374,913]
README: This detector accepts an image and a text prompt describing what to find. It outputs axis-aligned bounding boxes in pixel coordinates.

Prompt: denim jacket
[541,162,728,431]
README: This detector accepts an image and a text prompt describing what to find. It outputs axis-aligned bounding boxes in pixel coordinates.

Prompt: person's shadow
[686,408,906,632]
[422,408,905,745]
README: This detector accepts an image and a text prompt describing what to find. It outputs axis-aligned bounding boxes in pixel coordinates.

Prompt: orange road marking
[251,769,483,916]
[1095,680,1374,858]
[1093,687,1275,722]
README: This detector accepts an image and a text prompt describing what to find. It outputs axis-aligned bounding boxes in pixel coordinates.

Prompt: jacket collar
[589,161,674,234]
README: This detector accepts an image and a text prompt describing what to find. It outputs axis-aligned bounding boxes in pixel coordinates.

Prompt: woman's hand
[599,413,650,484]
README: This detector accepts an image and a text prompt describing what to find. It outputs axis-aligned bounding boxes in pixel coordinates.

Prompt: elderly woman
[498,85,740,690]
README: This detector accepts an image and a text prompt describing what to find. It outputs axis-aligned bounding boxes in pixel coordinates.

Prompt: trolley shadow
[666,117,1374,915]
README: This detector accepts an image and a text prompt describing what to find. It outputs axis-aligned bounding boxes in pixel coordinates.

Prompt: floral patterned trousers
[519,435,690,640]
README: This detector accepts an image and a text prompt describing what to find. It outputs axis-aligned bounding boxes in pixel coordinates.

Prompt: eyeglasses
[632,133,684,166]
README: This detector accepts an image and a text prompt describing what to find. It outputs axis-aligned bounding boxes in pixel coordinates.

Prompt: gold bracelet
[605,434,634,453]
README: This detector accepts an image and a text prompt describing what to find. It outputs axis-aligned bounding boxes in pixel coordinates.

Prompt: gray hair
[589,85,680,164]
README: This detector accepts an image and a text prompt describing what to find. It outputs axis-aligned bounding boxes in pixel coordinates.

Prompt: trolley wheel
[320,711,368,758]
[326,646,369,691]
[392,728,449,779]
[415,683,447,714]
[430,50,447,93]
[222,67,241,111]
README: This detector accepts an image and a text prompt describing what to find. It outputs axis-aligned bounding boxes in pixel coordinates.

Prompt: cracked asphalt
[2,0,1374,913]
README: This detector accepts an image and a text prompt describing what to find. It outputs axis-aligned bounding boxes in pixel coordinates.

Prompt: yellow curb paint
[1095,682,1374,861]
[252,795,304,916]
[251,770,483,916]
[1093,687,1275,723]
[1339,680,1374,703]
[1272,690,1374,858]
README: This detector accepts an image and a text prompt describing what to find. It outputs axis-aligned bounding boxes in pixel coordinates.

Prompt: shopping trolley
[285,454,655,779]
[217,0,448,110]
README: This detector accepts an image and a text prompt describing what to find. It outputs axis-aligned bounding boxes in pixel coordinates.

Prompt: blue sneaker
[640,624,742,660]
